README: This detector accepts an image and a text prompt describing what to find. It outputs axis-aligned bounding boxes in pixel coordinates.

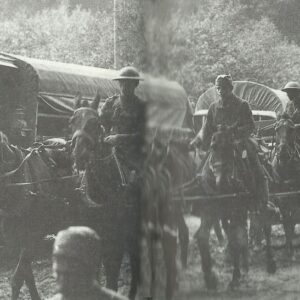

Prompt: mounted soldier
[48,226,128,300]
[190,74,268,206]
[99,66,146,187]
[282,81,300,123]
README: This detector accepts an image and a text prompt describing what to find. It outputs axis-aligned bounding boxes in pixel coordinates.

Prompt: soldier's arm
[284,101,295,117]
[199,105,215,150]
[236,101,255,139]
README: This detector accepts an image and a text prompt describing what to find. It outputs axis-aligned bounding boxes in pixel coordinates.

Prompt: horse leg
[22,249,41,300]
[162,224,178,300]
[281,206,295,258]
[11,249,25,300]
[147,229,158,299]
[176,207,189,268]
[249,211,263,248]
[103,244,124,292]
[128,238,140,300]
[11,249,41,300]
[214,220,224,245]
[259,177,276,273]
[227,213,248,290]
[263,216,276,274]
[195,216,217,290]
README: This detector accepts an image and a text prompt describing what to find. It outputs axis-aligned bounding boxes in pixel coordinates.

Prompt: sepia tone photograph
[0,0,299,299]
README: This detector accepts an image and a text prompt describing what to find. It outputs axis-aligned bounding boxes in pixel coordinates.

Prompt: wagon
[0,53,192,147]
[194,81,290,142]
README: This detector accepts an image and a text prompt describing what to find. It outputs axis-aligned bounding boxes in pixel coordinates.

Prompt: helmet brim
[113,76,144,81]
[282,87,300,92]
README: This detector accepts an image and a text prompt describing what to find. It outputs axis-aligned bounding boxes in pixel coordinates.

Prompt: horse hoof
[267,260,276,274]
[205,272,218,290]
[181,258,188,269]
[228,280,240,291]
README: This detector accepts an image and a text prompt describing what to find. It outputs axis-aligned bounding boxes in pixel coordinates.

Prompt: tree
[0,4,114,68]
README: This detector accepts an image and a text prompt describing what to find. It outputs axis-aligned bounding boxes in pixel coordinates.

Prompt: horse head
[70,92,103,171]
[274,114,299,164]
[209,125,235,192]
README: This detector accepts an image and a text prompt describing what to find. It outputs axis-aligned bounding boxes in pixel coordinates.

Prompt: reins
[0,145,79,188]
[0,148,35,180]
[4,174,79,188]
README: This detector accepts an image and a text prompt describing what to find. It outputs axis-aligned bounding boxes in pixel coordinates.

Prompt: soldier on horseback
[99,66,146,187]
[190,74,268,206]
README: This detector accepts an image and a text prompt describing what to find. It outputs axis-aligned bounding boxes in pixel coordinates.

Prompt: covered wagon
[0,53,192,147]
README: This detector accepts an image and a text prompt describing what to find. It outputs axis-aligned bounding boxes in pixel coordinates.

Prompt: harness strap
[112,147,127,186]
[5,175,78,188]
[0,149,35,180]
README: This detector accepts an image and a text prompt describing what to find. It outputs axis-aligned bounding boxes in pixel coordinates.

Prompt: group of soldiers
[46,68,300,299]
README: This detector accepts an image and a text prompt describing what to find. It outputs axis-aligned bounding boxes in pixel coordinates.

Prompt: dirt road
[0,216,300,299]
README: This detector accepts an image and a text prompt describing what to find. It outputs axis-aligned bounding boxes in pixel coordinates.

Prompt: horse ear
[90,89,101,111]
[74,92,82,109]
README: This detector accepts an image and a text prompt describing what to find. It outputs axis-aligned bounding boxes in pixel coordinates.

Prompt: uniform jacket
[200,94,255,150]
[99,94,146,168]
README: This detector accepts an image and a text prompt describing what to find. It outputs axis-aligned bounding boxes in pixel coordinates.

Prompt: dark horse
[271,114,300,257]
[193,125,276,290]
[0,133,79,300]
[70,104,140,299]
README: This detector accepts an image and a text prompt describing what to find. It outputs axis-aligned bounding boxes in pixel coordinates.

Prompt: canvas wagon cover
[0,53,190,132]
[196,81,289,115]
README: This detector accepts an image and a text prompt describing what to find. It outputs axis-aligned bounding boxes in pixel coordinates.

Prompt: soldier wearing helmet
[48,226,128,300]
[99,66,146,185]
[282,81,300,123]
[190,74,268,206]
[191,75,255,150]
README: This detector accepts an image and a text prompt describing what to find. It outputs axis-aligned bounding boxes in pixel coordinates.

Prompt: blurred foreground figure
[48,226,128,300]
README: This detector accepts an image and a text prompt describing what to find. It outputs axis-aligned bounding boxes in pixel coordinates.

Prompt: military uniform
[201,94,254,150]
[100,94,146,172]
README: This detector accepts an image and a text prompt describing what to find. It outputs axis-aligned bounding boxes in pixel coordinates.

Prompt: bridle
[71,114,128,186]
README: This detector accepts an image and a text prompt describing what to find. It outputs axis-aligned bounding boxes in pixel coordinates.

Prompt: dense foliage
[0,0,299,98]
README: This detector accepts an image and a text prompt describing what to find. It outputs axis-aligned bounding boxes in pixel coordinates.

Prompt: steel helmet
[113,66,144,81]
[282,81,300,92]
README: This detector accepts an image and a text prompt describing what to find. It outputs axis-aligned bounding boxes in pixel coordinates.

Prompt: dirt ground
[1,215,300,300]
